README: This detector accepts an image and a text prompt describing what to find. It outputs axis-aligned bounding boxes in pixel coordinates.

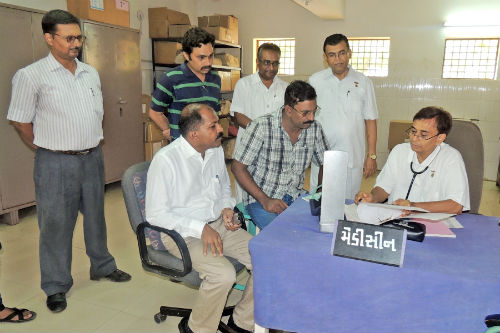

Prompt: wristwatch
[369,154,377,160]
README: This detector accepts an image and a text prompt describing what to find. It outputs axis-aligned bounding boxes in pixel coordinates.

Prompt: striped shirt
[150,62,221,139]
[7,52,104,150]
[233,109,330,205]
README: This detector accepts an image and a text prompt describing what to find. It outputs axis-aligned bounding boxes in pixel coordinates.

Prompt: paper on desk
[362,202,429,213]
[356,203,408,225]
[406,212,455,221]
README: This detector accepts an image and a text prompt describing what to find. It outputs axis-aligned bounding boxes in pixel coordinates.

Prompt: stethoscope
[405,162,429,200]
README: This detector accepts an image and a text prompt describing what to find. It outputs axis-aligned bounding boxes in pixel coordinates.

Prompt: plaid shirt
[233,109,330,205]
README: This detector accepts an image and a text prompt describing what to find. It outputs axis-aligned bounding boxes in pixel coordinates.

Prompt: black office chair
[121,161,245,332]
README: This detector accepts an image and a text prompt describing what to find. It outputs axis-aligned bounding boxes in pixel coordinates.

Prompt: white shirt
[145,136,236,239]
[230,71,288,148]
[375,142,470,210]
[309,66,378,169]
[7,53,104,150]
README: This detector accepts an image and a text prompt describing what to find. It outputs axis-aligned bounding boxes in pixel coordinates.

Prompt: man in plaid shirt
[232,80,330,229]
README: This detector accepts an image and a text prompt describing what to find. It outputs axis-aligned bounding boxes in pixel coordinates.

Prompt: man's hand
[222,208,240,231]
[262,197,288,214]
[393,199,412,217]
[201,224,223,256]
[162,128,171,142]
[354,191,374,204]
[363,157,377,178]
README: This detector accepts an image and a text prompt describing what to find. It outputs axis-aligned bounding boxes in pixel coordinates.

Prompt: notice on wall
[115,0,130,11]
[90,0,104,11]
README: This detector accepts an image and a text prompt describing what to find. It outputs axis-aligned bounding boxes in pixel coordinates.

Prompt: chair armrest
[136,222,192,277]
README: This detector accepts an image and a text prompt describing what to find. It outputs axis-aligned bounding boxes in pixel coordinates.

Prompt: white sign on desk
[320,150,348,233]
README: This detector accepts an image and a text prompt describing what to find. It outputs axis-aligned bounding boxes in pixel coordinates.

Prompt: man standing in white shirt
[146,104,254,333]
[231,43,288,202]
[7,9,131,314]
[355,107,470,214]
[309,34,378,199]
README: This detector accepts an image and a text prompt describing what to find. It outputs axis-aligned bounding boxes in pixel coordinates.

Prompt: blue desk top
[249,198,500,332]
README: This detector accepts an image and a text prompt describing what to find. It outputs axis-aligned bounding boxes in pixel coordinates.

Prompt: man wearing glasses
[232,81,330,229]
[7,9,130,314]
[309,33,379,199]
[355,107,470,214]
[230,43,288,202]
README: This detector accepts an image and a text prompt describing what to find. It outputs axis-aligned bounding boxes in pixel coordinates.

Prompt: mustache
[216,132,223,140]
[303,120,314,125]
[70,47,81,52]
[202,66,212,71]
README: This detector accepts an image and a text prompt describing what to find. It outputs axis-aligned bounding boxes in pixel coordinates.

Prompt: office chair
[445,120,484,214]
[121,161,245,332]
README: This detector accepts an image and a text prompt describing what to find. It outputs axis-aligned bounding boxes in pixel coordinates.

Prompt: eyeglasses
[326,49,349,59]
[291,105,321,117]
[53,33,86,44]
[405,127,440,140]
[259,59,280,68]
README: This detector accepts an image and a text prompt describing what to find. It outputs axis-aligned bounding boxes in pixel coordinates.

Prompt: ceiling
[290,0,345,19]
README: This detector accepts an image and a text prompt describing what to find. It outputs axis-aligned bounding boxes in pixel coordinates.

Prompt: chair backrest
[121,161,150,232]
[445,120,484,213]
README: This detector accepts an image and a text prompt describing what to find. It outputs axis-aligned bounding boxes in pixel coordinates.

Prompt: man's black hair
[284,80,317,108]
[42,9,80,34]
[413,106,453,135]
[323,33,349,53]
[182,27,215,55]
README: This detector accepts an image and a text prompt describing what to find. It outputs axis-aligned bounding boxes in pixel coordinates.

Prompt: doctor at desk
[355,106,470,214]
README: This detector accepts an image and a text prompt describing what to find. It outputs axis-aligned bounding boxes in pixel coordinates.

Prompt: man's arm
[148,109,171,141]
[393,198,463,214]
[231,160,288,214]
[355,186,389,204]
[10,121,36,149]
[234,112,252,129]
[363,119,377,177]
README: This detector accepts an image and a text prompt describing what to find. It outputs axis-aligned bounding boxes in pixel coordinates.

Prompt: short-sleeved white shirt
[309,66,378,169]
[375,142,470,210]
[7,53,104,150]
[230,72,288,147]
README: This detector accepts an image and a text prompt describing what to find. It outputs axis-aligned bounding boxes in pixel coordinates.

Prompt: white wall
[197,0,500,180]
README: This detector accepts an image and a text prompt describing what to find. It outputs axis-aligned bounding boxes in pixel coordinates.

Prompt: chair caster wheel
[154,312,167,323]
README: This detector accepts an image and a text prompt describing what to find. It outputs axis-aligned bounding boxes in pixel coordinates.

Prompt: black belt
[48,146,97,156]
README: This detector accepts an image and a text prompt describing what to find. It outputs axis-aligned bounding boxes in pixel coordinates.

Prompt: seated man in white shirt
[146,103,253,333]
[355,106,470,214]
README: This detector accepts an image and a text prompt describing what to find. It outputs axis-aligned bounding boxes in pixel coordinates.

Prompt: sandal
[0,307,37,323]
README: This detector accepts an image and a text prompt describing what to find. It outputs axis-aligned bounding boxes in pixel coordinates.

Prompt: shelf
[152,37,241,49]
[153,63,241,71]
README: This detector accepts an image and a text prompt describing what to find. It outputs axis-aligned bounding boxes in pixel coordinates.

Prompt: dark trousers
[34,147,116,296]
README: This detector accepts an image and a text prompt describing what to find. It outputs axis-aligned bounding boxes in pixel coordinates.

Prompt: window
[255,38,295,75]
[348,38,390,77]
[442,38,499,79]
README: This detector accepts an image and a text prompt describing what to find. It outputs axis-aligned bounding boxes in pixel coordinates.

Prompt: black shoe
[227,315,252,333]
[46,293,67,313]
[90,269,131,282]
[178,316,194,333]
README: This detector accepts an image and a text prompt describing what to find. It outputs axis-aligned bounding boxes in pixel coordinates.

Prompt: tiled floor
[0,167,498,332]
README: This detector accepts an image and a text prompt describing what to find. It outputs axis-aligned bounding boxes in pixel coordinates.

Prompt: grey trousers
[34,147,117,296]
[163,218,254,333]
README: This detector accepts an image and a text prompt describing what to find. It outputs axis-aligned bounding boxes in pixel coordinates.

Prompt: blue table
[249,198,500,332]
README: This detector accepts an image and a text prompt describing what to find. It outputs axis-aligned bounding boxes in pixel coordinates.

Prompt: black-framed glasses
[405,127,440,140]
[291,105,321,117]
[53,33,86,44]
[259,59,280,68]
[326,49,349,59]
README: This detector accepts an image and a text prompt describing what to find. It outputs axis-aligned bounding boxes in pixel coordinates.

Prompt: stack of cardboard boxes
[67,0,130,27]
[142,94,168,161]
[197,15,238,45]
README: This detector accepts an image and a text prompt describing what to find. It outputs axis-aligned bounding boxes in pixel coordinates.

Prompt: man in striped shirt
[149,27,221,141]
[7,9,130,314]
[232,81,330,229]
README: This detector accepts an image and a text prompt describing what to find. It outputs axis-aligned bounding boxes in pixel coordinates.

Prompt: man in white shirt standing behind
[146,103,254,333]
[231,43,288,202]
[309,34,378,199]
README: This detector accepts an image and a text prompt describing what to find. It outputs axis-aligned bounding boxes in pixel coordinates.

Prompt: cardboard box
[205,26,238,45]
[219,117,230,137]
[148,7,190,38]
[208,15,238,31]
[67,0,130,27]
[388,120,412,150]
[230,70,240,91]
[218,71,231,92]
[220,99,231,116]
[145,140,168,161]
[168,24,193,38]
[198,16,209,27]
[141,94,151,123]
[215,53,240,68]
[213,57,223,66]
[145,121,164,142]
[153,41,182,64]
[222,137,236,160]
